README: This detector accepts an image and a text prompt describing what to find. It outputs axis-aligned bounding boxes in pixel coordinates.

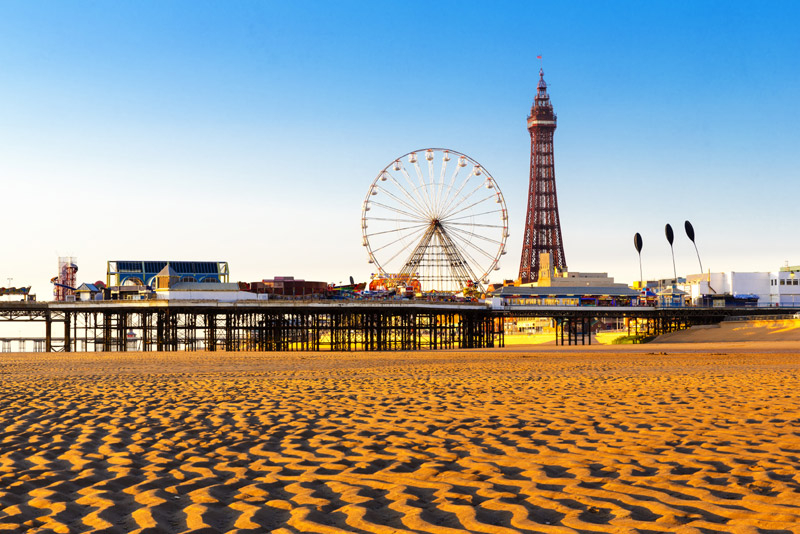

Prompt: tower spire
[532,69,551,113]
[518,69,567,283]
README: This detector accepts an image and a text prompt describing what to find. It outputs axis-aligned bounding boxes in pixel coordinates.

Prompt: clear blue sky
[1,1,798,297]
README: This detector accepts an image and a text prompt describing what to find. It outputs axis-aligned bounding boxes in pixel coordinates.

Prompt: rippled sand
[1,347,799,533]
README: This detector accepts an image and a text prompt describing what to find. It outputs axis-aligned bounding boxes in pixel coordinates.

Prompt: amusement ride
[362,148,508,294]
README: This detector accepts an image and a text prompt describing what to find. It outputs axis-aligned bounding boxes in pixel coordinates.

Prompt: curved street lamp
[685,220,703,273]
[634,232,643,287]
[665,223,677,284]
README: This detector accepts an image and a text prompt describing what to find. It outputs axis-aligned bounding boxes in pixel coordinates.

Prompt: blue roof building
[107,261,230,287]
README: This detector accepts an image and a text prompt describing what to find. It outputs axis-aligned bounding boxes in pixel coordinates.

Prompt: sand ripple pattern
[1,350,800,533]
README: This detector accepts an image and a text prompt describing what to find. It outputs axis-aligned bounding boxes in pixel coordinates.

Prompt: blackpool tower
[518,69,567,283]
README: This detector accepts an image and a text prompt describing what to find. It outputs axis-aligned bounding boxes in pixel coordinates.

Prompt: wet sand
[1,346,799,533]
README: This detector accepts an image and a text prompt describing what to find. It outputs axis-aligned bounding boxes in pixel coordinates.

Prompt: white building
[152,264,266,302]
[769,265,800,306]
[680,264,800,307]
[155,282,268,302]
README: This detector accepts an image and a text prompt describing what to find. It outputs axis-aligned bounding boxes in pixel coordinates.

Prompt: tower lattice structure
[518,69,567,283]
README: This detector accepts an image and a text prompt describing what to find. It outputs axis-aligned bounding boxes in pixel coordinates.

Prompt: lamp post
[665,224,677,285]
[633,233,643,289]
[684,220,703,273]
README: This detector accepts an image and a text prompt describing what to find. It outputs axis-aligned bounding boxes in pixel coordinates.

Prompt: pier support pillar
[45,312,52,353]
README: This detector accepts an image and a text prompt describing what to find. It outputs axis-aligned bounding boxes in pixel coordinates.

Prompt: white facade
[681,266,800,307]
[154,282,268,302]
[155,290,268,302]
[769,267,800,306]
[76,291,95,302]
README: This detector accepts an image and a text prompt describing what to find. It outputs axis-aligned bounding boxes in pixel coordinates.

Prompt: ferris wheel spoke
[365,222,430,238]
[427,158,438,212]
[444,208,506,222]
[382,225,433,269]
[441,182,488,219]
[412,159,435,216]
[454,249,485,281]
[439,169,477,217]
[398,224,438,278]
[441,236,501,278]
[384,246,417,272]
[436,163,464,217]
[434,156,448,216]
[368,224,429,257]
[398,166,433,218]
[441,232,495,278]
[442,223,504,248]
[374,186,430,220]
[367,216,429,224]
[367,200,428,221]
[443,221,506,229]
[428,155,446,217]
[435,228,482,283]
[442,226,502,261]
[442,193,496,221]
[383,173,431,218]
[375,183,429,218]
[445,234,497,263]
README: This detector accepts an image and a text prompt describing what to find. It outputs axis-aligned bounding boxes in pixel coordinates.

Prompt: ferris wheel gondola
[361,148,508,293]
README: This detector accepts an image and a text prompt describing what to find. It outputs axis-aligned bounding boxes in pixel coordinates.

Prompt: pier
[2,301,797,352]
[0,301,501,352]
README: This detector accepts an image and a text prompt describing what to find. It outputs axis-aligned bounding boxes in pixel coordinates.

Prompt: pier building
[681,264,800,307]
[107,260,230,287]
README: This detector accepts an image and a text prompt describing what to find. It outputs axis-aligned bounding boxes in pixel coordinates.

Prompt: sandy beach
[1,345,799,533]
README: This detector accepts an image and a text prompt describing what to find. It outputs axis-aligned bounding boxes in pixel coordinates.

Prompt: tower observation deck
[518,68,567,283]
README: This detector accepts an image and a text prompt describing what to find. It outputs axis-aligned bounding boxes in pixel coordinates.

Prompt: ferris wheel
[361,148,508,293]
